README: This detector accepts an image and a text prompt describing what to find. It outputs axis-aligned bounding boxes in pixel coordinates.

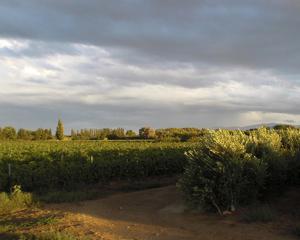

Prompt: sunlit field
[1,127,300,239]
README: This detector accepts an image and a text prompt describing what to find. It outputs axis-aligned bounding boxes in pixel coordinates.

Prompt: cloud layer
[0,0,300,130]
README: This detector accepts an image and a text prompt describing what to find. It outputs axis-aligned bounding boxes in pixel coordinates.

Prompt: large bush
[179,130,266,214]
[247,128,286,191]
[277,128,300,185]
[179,127,300,214]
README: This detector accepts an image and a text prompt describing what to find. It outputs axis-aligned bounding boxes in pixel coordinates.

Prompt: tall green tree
[126,130,136,138]
[1,126,17,140]
[17,128,32,140]
[55,119,64,140]
[139,127,156,139]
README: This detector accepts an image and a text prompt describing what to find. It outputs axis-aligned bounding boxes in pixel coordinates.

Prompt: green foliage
[273,124,297,130]
[69,127,218,141]
[240,205,276,223]
[0,141,195,191]
[139,127,156,139]
[0,127,17,140]
[108,128,126,139]
[0,215,57,232]
[55,119,64,140]
[126,130,137,138]
[179,130,266,214]
[156,128,209,142]
[0,127,53,141]
[71,128,136,140]
[33,129,53,140]
[0,185,34,214]
[179,127,300,214]
[278,129,300,185]
[1,126,300,216]
[247,128,287,191]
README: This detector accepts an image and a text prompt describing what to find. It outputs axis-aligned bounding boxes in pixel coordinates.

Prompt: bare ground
[45,185,299,240]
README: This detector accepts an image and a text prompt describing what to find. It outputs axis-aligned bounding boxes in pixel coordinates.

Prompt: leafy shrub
[179,127,300,214]
[178,130,267,215]
[278,129,300,185]
[247,128,287,191]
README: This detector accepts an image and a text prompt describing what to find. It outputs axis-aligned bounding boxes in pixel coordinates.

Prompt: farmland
[1,127,300,205]
[1,127,300,239]
[0,141,196,192]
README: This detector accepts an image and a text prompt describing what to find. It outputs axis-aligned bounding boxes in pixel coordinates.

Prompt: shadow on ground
[46,185,299,240]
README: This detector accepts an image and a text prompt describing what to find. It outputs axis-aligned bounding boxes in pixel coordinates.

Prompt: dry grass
[0,186,35,215]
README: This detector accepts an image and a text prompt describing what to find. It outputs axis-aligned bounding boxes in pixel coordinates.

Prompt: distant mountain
[237,123,278,130]
[222,123,299,130]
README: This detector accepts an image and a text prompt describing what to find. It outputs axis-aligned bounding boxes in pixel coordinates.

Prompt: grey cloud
[0,0,300,129]
[0,101,250,131]
[2,96,298,132]
[0,0,300,72]
[27,78,49,85]
[0,40,79,58]
[285,119,296,124]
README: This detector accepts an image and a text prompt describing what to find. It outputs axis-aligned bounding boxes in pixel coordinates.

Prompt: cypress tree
[55,119,64,140]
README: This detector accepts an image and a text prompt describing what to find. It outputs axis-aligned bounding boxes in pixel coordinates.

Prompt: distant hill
[222,123,299,130]
[238,123,278,130]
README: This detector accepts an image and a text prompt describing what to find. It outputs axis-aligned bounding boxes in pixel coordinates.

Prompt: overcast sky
[0,0,300,131]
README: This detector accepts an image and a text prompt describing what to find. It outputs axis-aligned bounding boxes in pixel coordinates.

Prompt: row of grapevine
[0,141,196,191]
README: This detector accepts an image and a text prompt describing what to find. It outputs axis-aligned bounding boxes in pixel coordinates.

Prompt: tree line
[0,119,63,141]
[0,120,296,141]
[0,127,53,140]
[0,126,209,142]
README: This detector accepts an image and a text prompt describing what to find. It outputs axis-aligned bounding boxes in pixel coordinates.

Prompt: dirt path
[48,186,296,240]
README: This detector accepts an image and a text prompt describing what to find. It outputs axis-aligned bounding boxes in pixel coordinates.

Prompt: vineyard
[0,141,196,192]
[1,128,300,239]
[1,127,300,213]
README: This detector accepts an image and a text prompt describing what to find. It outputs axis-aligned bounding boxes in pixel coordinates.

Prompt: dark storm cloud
[0,0,300,72]
[1,93,299,132]
[1,0,300,129]
[0,101,263,131]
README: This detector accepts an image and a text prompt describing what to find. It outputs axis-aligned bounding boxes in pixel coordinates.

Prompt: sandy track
[48,186,296,240]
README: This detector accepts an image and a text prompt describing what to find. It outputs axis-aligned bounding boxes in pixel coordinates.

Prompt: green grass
[0,215,58,233]
[0,211,79,240]
[240,205,277,223]
[0,186,35,215]
[0,224,14,232]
